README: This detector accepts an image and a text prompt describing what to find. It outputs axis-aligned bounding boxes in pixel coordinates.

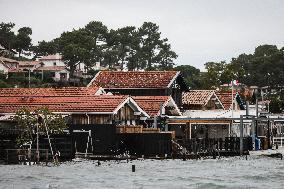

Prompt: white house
[38,53,65,67]
[0,57,20,74]
[18,61,44,72]
[38,53,88,74]
[0,61,9,74]
[35,66,70,82]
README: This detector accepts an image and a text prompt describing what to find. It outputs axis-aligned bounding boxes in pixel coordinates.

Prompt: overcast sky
[1,0,283,70]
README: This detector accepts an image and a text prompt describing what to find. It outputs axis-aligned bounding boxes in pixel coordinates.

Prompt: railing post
[189,123,192,139]
[251,118,255,150]
[240,115,244,155]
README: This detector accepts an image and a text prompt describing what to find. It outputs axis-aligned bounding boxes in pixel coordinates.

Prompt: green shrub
[0,80,10,88]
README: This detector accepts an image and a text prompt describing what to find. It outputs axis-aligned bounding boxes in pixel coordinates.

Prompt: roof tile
[182,90,215,105]
[216,91,237,110]
[90,71,179,88]
[0,95,128,113]
[0,87,101,97]
[133,96,170,116]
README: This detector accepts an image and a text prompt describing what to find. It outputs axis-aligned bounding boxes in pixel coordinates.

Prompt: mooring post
[132,165,135,172]
[182,146,186,161]
[6,149,8,164]
[28,148,31,166]
[240,115,244,155]
[212,150,216,159]
[45,149,48,166]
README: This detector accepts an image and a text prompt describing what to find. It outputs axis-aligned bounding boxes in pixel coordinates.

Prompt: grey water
[0,156,283,189]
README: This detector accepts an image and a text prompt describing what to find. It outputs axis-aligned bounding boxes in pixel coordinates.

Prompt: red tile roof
[182,90,215,105]
[0,87,101,97]
[216,91,237,110]
[0,57,19,63]
[18,61,42,66]
[132,96,171,116]
[0,95,128,113]
[39,54,62,61]
[88,71,180,88]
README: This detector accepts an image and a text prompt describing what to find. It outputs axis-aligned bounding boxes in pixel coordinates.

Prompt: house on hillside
[0,61,9,74]
[0,57,20,72]
[0,57,23,76]
[38,53,90,75]
[34,66,69,82]
[18,61,44,72]
[182,90,224,110]
[0,44,16,57]
[38,53,65,67]
[87,71,189,107]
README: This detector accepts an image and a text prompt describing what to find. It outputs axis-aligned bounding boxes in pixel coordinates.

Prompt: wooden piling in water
[45,149,48,166]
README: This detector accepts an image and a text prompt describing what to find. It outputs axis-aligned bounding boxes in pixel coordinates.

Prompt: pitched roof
[0,95,129,114]
[18,61,43,66]
[0,57,19,63]
[39,54,62,61]
[0,61,9,69]
[35,66,66,71]
[215,91,237,110]
[182,90,216,106]
[0,57,20,72]
[0,87,103,97]
[87,71,180,88]
[132,96,181,117]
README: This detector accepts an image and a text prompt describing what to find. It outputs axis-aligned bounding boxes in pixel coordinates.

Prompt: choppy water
[0,156,284,189]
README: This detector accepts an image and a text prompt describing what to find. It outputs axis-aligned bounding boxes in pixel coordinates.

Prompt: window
[53,62,56,66]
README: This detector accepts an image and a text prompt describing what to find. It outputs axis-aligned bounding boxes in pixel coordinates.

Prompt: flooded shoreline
[1,156,284,189]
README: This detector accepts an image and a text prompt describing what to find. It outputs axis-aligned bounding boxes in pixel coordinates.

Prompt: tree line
[0,21,177,77]
[0,22,32,58]
[175,44,284,90]
[1,21,284,91]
